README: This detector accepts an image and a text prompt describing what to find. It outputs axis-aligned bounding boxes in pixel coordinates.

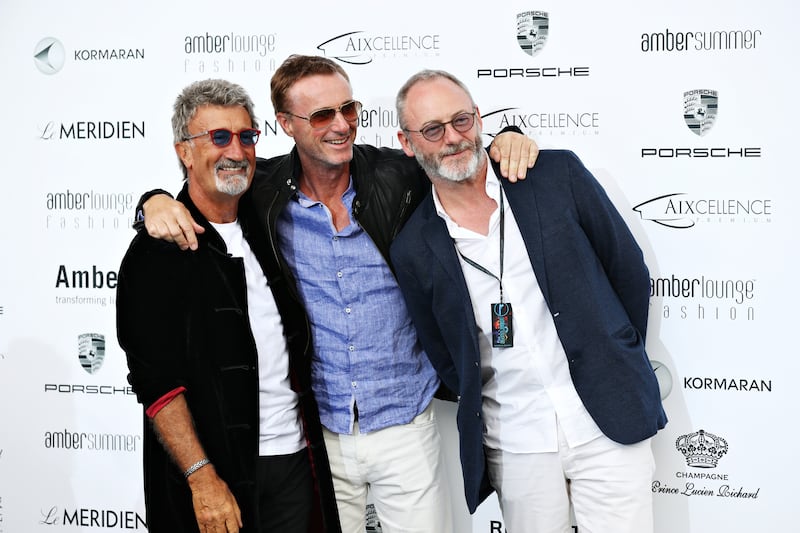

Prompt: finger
[489,143,509,178]
[505,142,523,183]
[525,142,539,177]
[168,223,191,251]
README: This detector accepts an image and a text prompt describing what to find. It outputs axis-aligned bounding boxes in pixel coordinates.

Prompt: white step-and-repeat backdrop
[1,0,797,531]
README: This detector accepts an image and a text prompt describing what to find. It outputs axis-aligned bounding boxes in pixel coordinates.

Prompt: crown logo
[675,429,728,468]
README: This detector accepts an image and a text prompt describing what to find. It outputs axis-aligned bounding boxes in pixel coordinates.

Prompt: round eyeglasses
[404,111,477,142]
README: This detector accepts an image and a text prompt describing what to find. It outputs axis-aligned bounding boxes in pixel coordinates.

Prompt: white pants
[485,425,655,533]
[322,402,453,533]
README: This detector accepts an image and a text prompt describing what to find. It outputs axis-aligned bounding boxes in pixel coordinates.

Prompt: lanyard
[457,190,505,303]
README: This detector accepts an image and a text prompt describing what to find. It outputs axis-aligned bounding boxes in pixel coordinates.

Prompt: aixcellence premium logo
[317,30,441,65]
[480,107,600,138]
[33,36,144,75]
[652,428,761,500]
[477,12,588,79]
[633,193,772,228]
[641,89,761,158]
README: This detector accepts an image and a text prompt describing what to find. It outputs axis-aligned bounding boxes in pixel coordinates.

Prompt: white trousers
[322,402,453,533]
[485,424,655,533]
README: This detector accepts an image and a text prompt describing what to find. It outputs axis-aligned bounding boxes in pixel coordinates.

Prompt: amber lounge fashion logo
[517,11,549,56]
[33,37,65,74]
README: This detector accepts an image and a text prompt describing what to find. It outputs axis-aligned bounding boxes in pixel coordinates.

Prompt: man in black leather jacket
[137,55,537,533]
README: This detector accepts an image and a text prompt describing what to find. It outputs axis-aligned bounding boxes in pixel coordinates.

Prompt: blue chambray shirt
[276,178,439,434]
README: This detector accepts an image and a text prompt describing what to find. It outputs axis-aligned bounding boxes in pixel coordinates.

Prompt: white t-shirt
[211,220,305,456]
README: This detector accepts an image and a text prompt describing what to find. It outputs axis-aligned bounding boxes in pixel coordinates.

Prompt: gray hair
[395,69,475,130]
[171,79,258,179]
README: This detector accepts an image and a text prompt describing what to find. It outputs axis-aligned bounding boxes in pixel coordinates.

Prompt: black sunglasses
[283,100,362,129]
[184,128,261,147]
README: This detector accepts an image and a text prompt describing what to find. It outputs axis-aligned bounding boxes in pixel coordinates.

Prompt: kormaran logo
[78,333,105,374]
[34,37,65,75]
[684,89,718,136]
[675,429,729,468]
[516,11,549,57]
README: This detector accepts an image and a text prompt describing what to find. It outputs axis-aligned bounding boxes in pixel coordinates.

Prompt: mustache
[215,158,250,172]
[440,140,476,156]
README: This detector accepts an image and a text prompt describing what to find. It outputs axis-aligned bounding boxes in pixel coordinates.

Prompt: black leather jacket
[249,144,429,282]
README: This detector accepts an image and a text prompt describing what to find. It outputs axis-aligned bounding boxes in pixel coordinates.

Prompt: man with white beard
[390,70,666,533]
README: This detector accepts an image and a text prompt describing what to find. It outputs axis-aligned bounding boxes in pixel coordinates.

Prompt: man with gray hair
[391,70,666,533]
[116,79,340,533]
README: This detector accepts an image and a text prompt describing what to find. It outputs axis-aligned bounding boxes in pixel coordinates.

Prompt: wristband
[183,458,210,478]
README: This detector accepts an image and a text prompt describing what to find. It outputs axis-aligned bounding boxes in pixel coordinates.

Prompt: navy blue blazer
[389,150,667,513]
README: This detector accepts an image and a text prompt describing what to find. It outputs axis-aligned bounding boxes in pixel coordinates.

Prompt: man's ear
[397,130,415,158]
[276,113,295,138]
[175,142,192,169]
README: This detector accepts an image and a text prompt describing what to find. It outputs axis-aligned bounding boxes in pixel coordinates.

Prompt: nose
[441,121,464,144]
[329,108,355,133]
[223,135,248,158]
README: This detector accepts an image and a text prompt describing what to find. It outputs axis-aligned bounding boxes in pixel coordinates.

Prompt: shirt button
[333,236,339,241]
[337,271,343,278]
[474,361,479,367]
[345,307,351,314]
[348,345,355,352]
[351,381,357,388]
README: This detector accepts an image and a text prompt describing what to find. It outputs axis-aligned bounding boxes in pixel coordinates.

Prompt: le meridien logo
[39,120,144,141]
[40,506,146,529]
[633,193,772,228]
[317,31,441,65]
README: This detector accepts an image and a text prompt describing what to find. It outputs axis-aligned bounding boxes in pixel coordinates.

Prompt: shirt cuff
[145,386,187,418]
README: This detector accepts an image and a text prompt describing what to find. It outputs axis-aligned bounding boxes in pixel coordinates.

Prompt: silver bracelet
[183,458,210,478]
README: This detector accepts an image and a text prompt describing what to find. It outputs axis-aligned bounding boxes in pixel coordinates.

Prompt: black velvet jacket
[117,184,340,532]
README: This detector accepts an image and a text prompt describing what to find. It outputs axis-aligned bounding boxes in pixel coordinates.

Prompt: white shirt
[432,169,602,453]
[210,220,305,456]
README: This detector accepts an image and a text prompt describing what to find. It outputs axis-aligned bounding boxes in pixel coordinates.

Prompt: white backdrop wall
[0,0,797,531]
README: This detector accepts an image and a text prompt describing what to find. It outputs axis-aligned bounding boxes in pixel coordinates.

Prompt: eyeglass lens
[209,129,260,147]
[308,101,361,128]
[421,113,475,141]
